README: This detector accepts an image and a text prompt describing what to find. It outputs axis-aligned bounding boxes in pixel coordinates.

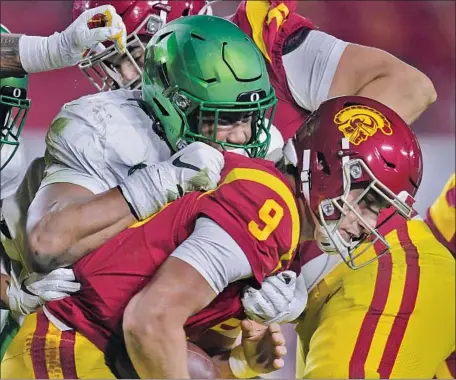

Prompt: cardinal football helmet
[284,96,423,269]
[73,0,212,91]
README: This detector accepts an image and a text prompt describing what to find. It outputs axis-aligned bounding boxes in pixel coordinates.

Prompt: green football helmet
[1,24,31,171]
[141,15,277,158]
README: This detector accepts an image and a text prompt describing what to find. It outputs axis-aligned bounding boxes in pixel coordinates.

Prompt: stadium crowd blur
[0,1,454,378]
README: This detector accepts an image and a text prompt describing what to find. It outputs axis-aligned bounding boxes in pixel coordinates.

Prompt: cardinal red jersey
[232,0,315,140]
[44,152,300,351]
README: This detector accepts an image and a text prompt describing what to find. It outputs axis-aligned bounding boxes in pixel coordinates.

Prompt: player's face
[199,111,254,151]
[337,188,383,243]
[106,43,145,89]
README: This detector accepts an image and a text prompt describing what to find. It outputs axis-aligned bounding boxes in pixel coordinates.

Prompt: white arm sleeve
[1,137,27,199]
[171,217,253,295]
[282,30,349,112]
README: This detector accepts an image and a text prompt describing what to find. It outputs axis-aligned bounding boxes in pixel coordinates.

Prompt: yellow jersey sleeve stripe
[245,1,272,62]
[128,203,171,229]
[245,1,290,63]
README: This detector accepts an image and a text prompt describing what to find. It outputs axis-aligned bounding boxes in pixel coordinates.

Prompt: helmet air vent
[190,32,205,41]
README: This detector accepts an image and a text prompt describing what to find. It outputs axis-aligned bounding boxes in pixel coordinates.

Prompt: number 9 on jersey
[248,199,284,241]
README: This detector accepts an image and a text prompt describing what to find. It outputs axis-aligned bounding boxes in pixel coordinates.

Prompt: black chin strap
[129,98,175,153]
[282,27,311,55]
[0,199,12,240]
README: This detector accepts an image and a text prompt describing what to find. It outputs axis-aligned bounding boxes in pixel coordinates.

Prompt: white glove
[119,142,225,220]
[241,271,308,324]
[6,268,81,315]
[19,5,127,73]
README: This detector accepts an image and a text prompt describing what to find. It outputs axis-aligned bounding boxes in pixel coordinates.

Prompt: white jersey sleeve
[171,217,253,295]
[40,89,171,195]
[1,157,45,267]
[1,137,27,200]
[282,30,349,112]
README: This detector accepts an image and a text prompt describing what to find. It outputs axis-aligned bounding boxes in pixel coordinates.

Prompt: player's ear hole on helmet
[157,61,171,89]
[316,152,331,175]
[155,31,174,45]
[132,98,171,144]
[296,110,321,140]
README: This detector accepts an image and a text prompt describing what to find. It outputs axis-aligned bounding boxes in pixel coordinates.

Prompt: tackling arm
[26,182,135,273]
[26,142,223,273]
[329,43,436,125]
[0,34,26,78]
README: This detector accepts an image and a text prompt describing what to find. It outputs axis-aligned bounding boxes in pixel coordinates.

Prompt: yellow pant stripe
[44,319,64,379]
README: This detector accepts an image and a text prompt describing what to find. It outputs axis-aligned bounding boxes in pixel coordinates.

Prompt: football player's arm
[26,182,135,272]
[0,5,126,79]
[0,34,27,78]
[283,30,436,124]
[24,111,137,272]
[26,143,222,273]
[123,217,253,378]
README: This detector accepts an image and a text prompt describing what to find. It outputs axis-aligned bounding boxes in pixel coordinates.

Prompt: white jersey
[40,89,172,194]
[1,89,171,274]
[1,157,45,268]
[0,139,27,200]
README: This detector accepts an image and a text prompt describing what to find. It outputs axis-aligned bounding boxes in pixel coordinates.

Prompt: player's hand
[6,268,81,315]
[55,5,127,68]
[241,271,308,324]
[119,142,224,220]
[229,320,286,377]
[169,142,224,193]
